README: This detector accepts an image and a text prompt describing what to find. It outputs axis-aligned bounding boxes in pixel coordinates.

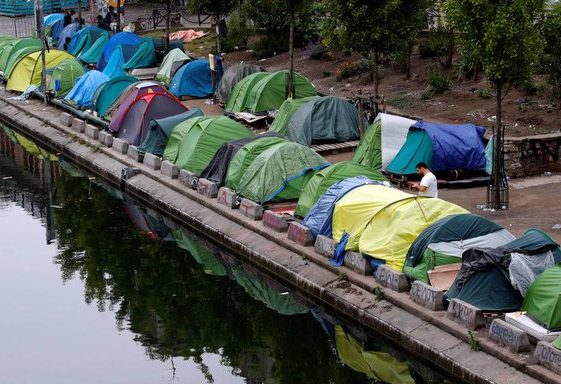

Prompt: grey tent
[217,62,264,104]
[285,96,361,146]
[138,108,204,155]
[200,132,282,186]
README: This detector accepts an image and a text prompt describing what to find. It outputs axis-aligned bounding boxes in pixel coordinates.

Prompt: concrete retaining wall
[505,133,561,177]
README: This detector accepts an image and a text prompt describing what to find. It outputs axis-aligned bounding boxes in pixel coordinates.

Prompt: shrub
[335,59,372,81]
[221,9,252,52]
[427,71,450,94]
[304,41,325,59]
[478,88,492,99]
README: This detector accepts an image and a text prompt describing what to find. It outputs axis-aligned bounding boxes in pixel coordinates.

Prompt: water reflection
[0,126,455,384]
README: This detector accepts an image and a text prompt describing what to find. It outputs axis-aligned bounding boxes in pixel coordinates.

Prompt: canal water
[0,126,456,384]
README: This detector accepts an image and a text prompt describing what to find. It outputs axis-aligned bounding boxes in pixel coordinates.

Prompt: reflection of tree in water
[51,173,371,384]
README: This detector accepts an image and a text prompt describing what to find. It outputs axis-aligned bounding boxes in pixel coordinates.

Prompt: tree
[446,0,545,209]
[542,2,561,97]
[319,0,430,95]
[187,0,239,53]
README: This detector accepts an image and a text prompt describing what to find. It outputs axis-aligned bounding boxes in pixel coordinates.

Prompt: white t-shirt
[419,171,438,198]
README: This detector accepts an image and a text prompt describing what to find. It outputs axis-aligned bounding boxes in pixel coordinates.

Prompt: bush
[478,88,492,99]
[335,59,372,81]
[221,9,252,52]
[253,34,288,58]
[542,3,561,98]
[427,71,450,94]
[304,41,325,59]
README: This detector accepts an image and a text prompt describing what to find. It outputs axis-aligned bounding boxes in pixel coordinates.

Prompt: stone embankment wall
[505,133,561,177]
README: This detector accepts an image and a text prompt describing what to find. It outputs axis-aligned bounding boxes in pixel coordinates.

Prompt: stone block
[112,138,129,154]
[447,299,485,330]
[127,145,144,163]
[344,251,373,276]
[178,169,198,189]
[287,222,314,246]
[535,341,561,375]
[375,265,409,292]
[99,131,113,147]
[263,210,288,232]
[489,319,530,352]
[85,124,99,140]
[239,198,263,220]
[314,234,337,258]
[60,112,73,127]
[409,281,444,311]
[197,178,219,198]
[72,118,86,133]
[144,153,161,170]
[160,160,179,179]
[217,187,239,209]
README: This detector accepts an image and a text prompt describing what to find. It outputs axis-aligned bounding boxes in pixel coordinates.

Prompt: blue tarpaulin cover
[56,22,79,50]
[303,176,381,238]
[414,121,486,172]
[98,32,142,70]
[169,59,216,98]
[64,70,110,108]
[44,13,64,42]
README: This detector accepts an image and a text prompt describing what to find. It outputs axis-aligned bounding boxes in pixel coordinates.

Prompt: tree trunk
[116,0,121,33]
[215,13,221,55]
[287,2,295,98]
[493,82,503,208]
[446,28,454,69]
[165,0,171,53]
[406,44,412,79]
[373,51,380,97]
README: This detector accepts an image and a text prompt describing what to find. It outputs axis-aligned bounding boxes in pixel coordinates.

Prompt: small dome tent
[285,96,361,146]
[105,81,169,121]
[295,161,388,218]
[200,133,283,187]
[403,214,516,284]
[523,264,561,330]
[236,141,330,204]
[122,37,156,71]
[353,113,417,170]
[44,13,64,42]
[98,32,142,70]
[68,26,109,58]
[56,22,79,50]
[226,70,317,113]
[64,70,110,108]
[164,116,253,175]
[386,121,487,175]
[268,96,319,134]
[169,59,218,98]
[109,92,188,146]
[0,38,41,73]
[138,108,204,156]
[217,62,263,104]
[47,58,85,97]
[6,49,75,92]
[77,33,109,64]
[155,48,191,84]
[3,45,42,80]
[92,75,137,116]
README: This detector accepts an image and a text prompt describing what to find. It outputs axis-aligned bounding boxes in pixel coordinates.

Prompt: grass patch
[387,93,419,109]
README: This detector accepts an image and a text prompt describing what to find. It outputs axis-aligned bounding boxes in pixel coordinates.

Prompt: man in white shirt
[412,162,438,198]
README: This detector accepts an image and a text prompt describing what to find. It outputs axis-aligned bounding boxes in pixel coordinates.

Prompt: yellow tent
[6,50,74,92]
[332,184,414,249]
[359,197,467,271]
[335,325,414,384]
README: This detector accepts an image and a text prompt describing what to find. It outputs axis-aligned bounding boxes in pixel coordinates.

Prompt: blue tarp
[169,59,215,98]
[413,121,487,172]
[64,70,110,108]
[98,32,142,70]
[44,13,64,42]
[303,176,381,238]
[56,22,79,50]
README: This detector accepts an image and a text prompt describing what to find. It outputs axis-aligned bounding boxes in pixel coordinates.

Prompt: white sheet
[378,113,417,168]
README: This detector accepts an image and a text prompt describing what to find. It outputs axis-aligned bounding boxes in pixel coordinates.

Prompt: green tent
[164,116,253,175]
[92,75,137,116]
[226,70,317,113]
[138,108,204,156]
[225,136,288,190]
[268,96,319,135]
[78,33,109,64]
[217,62,263,103]
[0,36,16,61]
[294,161,388,218]
[523,264,561,330]
[0,38,41,72]
[47,58,85,97]
[171,228,227,276]
[123,37,156,71]
[225,71,269,112]
[155,48,191,84]
[3,46,42,80]
[237,141,330,203]
[403,214,515,284]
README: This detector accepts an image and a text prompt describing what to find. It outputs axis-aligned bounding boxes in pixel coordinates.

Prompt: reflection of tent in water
[334,325,414,384]
[231,265,308,316]
[171,228,227,276]
[123,203,172,241]
[1,125,57,161]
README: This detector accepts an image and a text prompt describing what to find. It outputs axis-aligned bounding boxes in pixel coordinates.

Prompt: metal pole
[287,0,295,98]
[165,0,171,52]
[35,0,47,105]
[116,0,121,33]
[78,0,83,31]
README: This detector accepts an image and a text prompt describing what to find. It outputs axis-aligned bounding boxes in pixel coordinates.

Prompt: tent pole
[36,0,47,105]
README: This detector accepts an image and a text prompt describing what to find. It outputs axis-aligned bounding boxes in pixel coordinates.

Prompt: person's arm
[411,183,427,192]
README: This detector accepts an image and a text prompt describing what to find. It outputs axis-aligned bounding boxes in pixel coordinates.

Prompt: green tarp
[217,62,263,103]
[268,96,319,135]
[225,136,288,190]
[237,141,329,203]
[386,129,433,174]
[226,70,317,113]
[523,264,561,330]
[295,161,388,218]
[155,48,190,84]
[284,96,361,146]
[47,58,85,97]
[353,119,382,170]
[164,116,253,175]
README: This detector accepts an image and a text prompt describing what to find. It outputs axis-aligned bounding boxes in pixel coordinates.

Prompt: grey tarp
[217,62,264,103]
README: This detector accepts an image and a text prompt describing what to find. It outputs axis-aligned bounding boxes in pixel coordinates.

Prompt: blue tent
[65,70,110,108]
[122,37,156,71]
[98,32,142,70]
[102,46,128,78]
[387,121,487,175]
[44,13,64,42]
[169,59,216,98]
[67,26,108,57]
[56,22,79,50]
[303,176,381,238]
